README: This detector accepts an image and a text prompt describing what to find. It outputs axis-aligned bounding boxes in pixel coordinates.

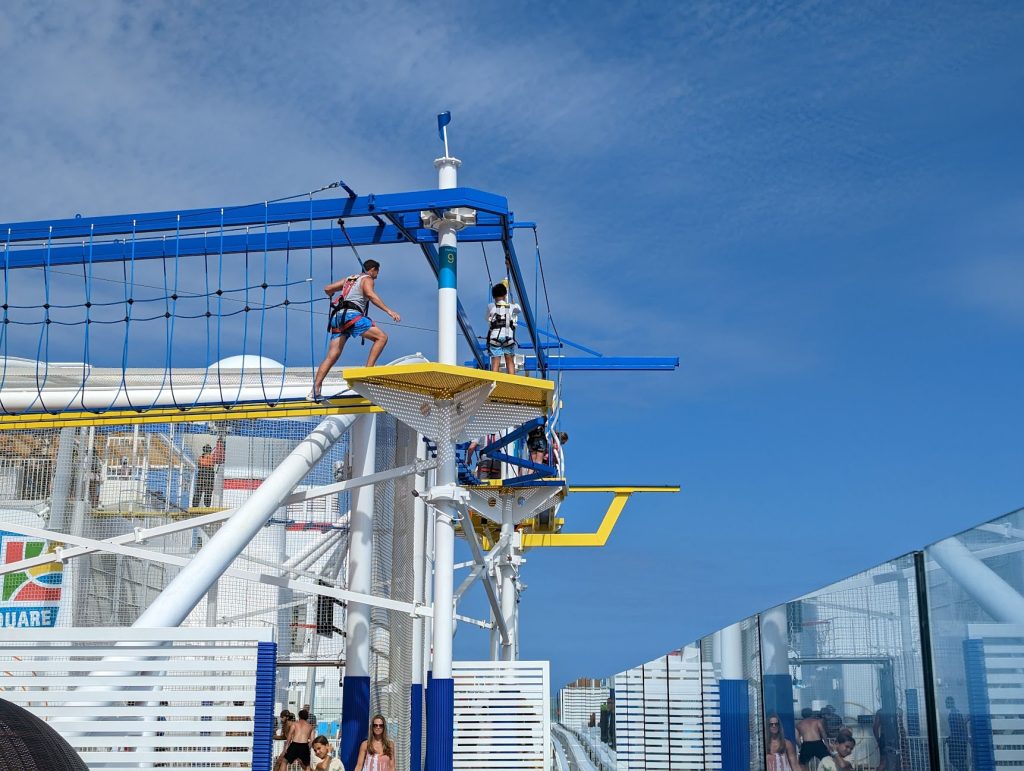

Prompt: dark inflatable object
[0,698,89,770]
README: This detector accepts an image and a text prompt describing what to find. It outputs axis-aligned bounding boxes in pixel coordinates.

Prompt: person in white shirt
[311,735,343,771]
[486,282,521,374]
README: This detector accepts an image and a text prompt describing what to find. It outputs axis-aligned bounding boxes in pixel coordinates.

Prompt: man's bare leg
[503,353,516,375]
[490,356,501,373]
[362,326,389,366]
[313,337,346,396]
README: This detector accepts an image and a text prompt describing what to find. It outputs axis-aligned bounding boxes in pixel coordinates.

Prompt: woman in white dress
[354,714,394,771]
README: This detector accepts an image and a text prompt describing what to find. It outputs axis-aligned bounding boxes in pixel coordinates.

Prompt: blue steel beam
[0,187,510,243]
[519,356,680,372]
[384,212,487,370]
[2,224,505,270]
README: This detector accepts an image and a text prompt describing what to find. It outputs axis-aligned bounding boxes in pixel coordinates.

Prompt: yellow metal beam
[521,485,680,548]
[568,485,680,494]
[0,398,380,431]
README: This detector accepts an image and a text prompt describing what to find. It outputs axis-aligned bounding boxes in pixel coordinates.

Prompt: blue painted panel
[762,673,796,748]
[425,676,454,771]
[719,679,750,771]
[963,638,996,771]
[341,674,370,771]
[252,641,277,771]
[410,682,423,771]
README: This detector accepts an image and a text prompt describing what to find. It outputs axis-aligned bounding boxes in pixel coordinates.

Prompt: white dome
[207,355,284,370]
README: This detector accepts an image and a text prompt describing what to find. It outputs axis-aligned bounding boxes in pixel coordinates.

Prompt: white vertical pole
[410,434,427,771]
[720,623,743,681]
[274,496,292,707]
[341,414,376,770]
[422,462,434,682]
[499,517,516,662]
[427,152,461,771]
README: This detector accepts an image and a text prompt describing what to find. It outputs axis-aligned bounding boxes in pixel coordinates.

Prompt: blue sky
[2,1,1023,689]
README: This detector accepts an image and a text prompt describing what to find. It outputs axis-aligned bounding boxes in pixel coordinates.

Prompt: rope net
[0,189,378,415]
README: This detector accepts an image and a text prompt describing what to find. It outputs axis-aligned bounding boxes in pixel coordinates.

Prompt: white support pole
[48,427,77,531]
[132,413,358,628]
[427,152,461,771]
[499,516,517,662]
[422,462,434,687]
[275,502,293,707]
[341,414,376,770]
[720,622,743,681]
[410,434,427,771]
[435,156,460,365]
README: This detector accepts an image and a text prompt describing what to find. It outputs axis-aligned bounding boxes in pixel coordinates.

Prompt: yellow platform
[0,397,379,431]
[342,362,554,410]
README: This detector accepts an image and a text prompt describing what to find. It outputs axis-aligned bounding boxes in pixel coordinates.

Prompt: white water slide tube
[0,358,349,413]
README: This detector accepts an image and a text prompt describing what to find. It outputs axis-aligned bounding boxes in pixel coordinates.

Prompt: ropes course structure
[0,118,680,771]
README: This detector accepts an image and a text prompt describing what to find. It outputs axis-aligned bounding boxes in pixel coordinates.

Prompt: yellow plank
[522,493,630,548]
[342,362,553,410]
[0,399,380,430]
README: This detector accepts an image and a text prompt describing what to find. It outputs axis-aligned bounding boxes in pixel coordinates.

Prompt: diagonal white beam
[459,507,509,645]
[0,457,433,578]
[0,520,429,618]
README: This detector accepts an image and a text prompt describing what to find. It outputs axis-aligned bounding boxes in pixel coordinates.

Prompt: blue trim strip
[252,640,277,771]
[7,224,505,269]
[425,676,454,771]
[719,679,749,771]
[341,674,371,771]
[964,638,996,771]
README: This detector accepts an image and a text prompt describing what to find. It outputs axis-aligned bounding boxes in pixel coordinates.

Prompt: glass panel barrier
[760,554,933,771]
[925,506,1024,771]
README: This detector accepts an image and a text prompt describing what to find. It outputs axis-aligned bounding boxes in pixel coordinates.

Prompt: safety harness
[328,273,372,334]
[487,300,517,347]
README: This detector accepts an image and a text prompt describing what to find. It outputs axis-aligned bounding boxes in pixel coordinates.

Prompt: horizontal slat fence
[0,627,275,770]
[452,659,550,770]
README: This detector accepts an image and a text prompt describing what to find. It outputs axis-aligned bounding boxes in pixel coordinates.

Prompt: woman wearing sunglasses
[766,713,799,771]
[354,714,394,770]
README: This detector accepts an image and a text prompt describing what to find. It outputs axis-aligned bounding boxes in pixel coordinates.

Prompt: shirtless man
[796,708,830,770]
[276,708,316,771]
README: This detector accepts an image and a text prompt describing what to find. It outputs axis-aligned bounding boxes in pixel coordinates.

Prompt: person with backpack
[309,259,401,400]
[486,282,520,374]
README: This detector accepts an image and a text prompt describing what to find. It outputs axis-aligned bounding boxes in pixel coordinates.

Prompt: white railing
[0,626,275,769]
[613,648,720,770]
[453,659,550,770]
